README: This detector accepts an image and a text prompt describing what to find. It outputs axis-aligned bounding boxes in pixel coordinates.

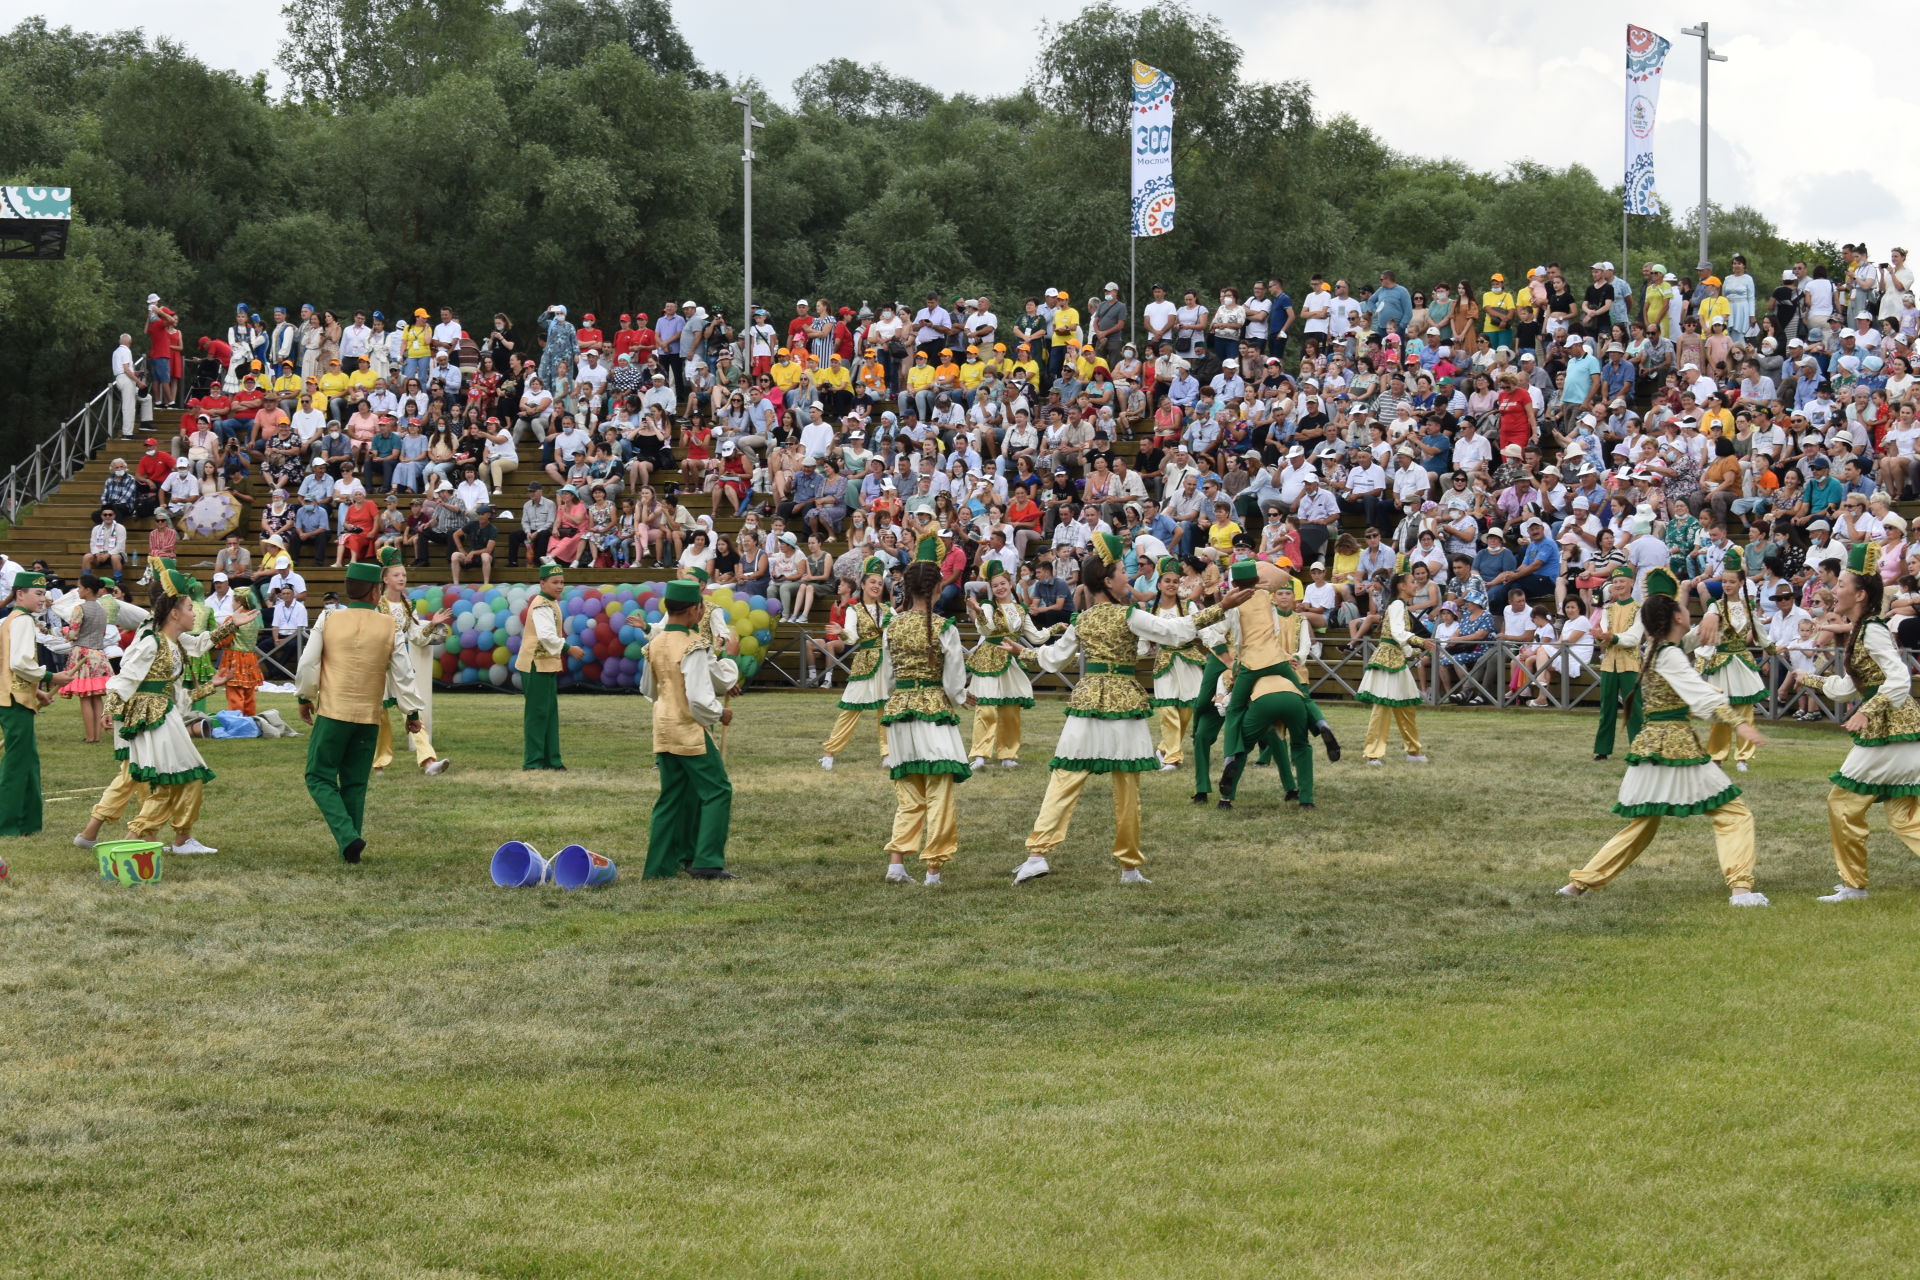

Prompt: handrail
[0,360,140,524]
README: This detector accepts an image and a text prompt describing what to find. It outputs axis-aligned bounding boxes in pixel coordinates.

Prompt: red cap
[460,330,469,339]
[144,437,157,446]
[582,313,596,323]
[619,313,633,322]
[636,312,649,321]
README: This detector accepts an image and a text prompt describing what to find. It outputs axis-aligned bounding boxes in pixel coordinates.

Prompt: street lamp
[731,93,766,348]
[1679,22,1728,274]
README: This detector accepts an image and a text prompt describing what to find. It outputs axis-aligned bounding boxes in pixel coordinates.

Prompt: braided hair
[1640,593,1681,670]
[1843,569,1886,672]
[902,559,942,664]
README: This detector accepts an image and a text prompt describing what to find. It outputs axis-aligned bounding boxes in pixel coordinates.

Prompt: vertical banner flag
[1130,61,1175,237]
[1624,24,1671,215]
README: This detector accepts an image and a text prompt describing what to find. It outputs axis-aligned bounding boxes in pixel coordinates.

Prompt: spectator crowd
[89,245,1920,704]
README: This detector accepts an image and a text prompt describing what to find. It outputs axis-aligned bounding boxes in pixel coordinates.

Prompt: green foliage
[0,1,1809,465]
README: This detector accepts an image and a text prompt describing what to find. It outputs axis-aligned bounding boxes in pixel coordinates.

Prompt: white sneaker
[1556,883,1587,898]
[1735,761,1749,772]
[170,837,217,855]
[373,767,384,776]
[885,864,916,884]
[969,756,986,770]
[1365,758,1383,767]
[423,758,449,775]
[819,755,835,771]
[1000,759,1019,769]
[821,675,833,690]
[1120,868,1151,884]
[1817,885,1869,902]
[1013,856,1051,884]
[1406,754,1430,764]
[1158,762,1177,771]
[73,834,97,850]
[1728,891,1770,907]
[922,871,942,887]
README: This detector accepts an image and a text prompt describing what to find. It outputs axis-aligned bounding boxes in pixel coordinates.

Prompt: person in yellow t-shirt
[769,350,802,395]
[1481,274,1516,348]
[816,354,852,417]
[403,314,433,361]
[270,362,304,405]
[1695,276,1731,334]
[958,348,988,397]
[1008,344,1041,387]
[988,342,1014,378]
[346,363,379,394]
[1048,291,1080,381]
[317,362,350,404]
[1073,346,1110,381]
[904,351,937,417]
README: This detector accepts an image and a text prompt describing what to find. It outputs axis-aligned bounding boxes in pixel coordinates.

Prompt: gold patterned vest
[0,609,42,710]
[1625,644,1709,763]
[112,630,183,736]
[846,601,890,680]
[515,595,565,673]
[882,611,957,721]
[1234,591,1287,670]
[1273,610,1311,668]
[1699,598,1758,676]
[968,601,1030,678]
[1151,602,1208,678]
[1368,601,1409,673]
[1845,620,1920,745]
[645,625,710,756]
[1595,600,1641,673]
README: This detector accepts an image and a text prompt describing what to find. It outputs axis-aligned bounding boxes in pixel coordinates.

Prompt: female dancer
[1148,557,1207,771]
[58,574,114,743]
[819,556,893,771]
[964,563,1053,770]
[1009,533,1246,885]
[877,554,972,884]
[1816,547,1920,901]
[214,587,265,716]
[372,547,452,775]
[107,567,252,855]
[1560,568,1769,906]
[1694,548,1769,771]
[1357,572,1430,766]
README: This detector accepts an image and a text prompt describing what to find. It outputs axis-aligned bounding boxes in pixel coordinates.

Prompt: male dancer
[1,570,72,836]
[642,580,740,879]
[517,562,567,770]
[1215,559,1339,803]
[1591,566,1644,760]
[296,561,421,863]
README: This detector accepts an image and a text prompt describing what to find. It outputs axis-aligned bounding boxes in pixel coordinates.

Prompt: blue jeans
[403,356,431,385]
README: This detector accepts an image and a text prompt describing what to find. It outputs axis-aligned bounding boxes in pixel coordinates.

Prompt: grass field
[7,691,1920,1278]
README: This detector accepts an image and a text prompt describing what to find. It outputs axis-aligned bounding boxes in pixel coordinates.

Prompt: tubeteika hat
[663,579,702,607]
[343,561,382,584]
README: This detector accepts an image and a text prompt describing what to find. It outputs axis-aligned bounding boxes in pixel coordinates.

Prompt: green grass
[7,693,1920,1278]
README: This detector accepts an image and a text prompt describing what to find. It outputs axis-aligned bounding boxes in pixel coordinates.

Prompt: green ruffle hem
[889,759,974,782]
[837,697,887,712]
[1611,783,1741,819]
[1355,691,1423,708]
[973,697,1034,708]
[1851,730,1920,749]
[1048,754,1161,774]
[127,762,217,787]
[1149,696,1198,708]
[117,713,171,741]
[1623,753,1711,768]
[1829,772,1920,799]
[1726,691,1767,706]
[880,710,960,726]
[1062,707,1152,721]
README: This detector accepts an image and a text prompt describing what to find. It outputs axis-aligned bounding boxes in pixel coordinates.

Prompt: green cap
[344,561,382,584]
[686,566,711,584]
[10,570,47,592]
[1643,567,1679,599]
[377,546,403,568]
[663,580,702,607]
[1229,559,1260,585]
[1609,565,1636,580]
[1848,542,1872,575]
[1721,547,1743,573]
[538,563,566,580]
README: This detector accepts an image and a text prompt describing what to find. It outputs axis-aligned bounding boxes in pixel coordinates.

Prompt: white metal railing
[0,360,140,523]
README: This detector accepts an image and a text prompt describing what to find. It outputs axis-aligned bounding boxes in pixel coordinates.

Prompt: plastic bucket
[552,844,617,890]
[96,840,165,886]
[490,840,549,887]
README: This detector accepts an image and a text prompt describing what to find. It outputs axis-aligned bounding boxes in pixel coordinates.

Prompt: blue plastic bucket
[552,844,617,890]
[490,840,549,887]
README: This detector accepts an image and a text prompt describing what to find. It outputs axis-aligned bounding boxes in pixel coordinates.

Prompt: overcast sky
[5,0,1902,253]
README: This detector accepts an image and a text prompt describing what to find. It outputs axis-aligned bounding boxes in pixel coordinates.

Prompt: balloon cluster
[406,581,784,690]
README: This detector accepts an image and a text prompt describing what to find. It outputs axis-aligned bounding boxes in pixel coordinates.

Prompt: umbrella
[183,492,240,539]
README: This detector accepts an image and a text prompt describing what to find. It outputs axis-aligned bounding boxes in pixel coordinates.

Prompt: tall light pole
[1679,22,1727,273]
[730,92,765,347]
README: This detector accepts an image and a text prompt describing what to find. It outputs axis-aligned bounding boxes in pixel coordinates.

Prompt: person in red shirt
[612,315,643,363]
[217,376,268,448]
[575,313,604,357]
[336,493,380,564]
[134,439,176,510]
[786,300,813,354]
[833,308,856,361]
[631,313,657,367]
[196,333,232,395]
[145,305,182,407]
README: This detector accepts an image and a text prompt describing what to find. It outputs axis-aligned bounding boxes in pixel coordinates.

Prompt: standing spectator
[111,333,144,438]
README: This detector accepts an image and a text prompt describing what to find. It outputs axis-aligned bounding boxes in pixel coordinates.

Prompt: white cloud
[5,0,1909,250]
